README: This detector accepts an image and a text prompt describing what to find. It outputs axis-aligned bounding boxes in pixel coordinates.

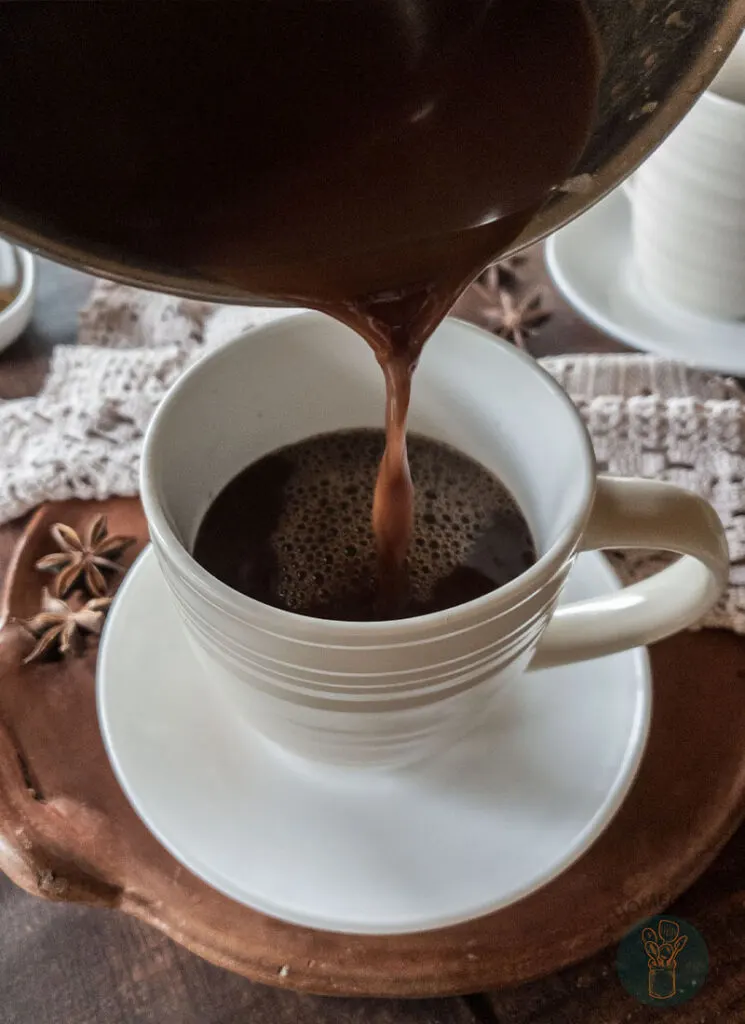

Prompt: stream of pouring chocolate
[0,0,600,610]
[195,0,601,610]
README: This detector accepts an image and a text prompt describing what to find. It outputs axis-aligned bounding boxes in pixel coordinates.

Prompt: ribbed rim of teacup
[156,533,570,651]
[167,567,553,697]
[141,313,596,639]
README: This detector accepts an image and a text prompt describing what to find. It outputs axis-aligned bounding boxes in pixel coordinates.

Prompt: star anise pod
[475,286,548,348]
[35,515,135,598]
[21,589,112,664]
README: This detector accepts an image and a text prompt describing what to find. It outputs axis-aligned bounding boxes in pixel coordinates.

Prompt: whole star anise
[35,515,134,598]
[21,589,112,664]
[452,254,550,346]
[474,286,548,348]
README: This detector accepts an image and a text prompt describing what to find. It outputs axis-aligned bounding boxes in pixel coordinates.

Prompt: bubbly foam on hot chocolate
[194,428,536,621]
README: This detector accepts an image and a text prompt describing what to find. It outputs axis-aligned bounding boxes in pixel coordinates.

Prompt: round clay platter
[1,499,744,997]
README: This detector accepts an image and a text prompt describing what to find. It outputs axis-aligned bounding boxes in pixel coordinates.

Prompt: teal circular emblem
[616,915,708,1007]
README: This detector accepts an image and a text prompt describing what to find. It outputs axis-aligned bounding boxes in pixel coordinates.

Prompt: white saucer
[546,186,745,377]
[97,547,650,936]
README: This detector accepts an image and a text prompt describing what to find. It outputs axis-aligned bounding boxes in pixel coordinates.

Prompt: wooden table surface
[0,253,744,1023]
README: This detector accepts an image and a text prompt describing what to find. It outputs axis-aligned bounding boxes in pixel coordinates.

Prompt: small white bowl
[0,246,36,354]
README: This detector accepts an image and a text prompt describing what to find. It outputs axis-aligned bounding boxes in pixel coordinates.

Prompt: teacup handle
[531,476,728,669]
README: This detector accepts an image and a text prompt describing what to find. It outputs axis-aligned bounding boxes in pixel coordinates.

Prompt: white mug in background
[710,29,745,106]
[623,35,745,320]
[141,314,728,769]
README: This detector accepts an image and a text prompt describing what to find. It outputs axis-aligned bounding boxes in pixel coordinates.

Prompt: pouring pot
[0,1,743,305]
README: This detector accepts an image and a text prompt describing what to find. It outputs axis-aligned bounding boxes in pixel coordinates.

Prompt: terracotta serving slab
[1,498,745,998]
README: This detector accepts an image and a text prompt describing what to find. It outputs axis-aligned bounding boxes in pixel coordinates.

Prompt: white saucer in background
[545,187,745,377]
[97,546,650,936]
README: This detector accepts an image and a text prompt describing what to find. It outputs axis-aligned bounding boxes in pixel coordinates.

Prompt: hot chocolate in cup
[141,313,728,769]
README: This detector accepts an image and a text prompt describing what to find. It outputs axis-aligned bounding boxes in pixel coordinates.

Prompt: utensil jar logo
[616,915,708,1006]
[642,919,687,999]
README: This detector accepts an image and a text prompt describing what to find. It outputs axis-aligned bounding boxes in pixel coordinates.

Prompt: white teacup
[624,35,745,319]
[141,314,727,768]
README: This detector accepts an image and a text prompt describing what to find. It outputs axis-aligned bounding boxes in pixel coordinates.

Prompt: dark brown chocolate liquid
[194,430,535,621]
[0,2,599,599]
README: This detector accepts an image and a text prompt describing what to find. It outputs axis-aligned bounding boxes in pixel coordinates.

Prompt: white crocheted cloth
[1,279,743,633]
